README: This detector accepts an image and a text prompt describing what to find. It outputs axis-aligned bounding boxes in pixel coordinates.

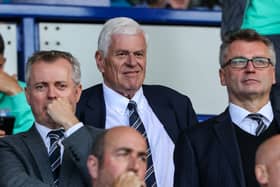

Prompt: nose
[127,156,140,174]
[47,86,57,99]
[245,60,256,72]
[127,53,137,66]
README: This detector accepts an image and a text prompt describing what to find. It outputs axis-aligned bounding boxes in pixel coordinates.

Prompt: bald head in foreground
[255,135,280,187]
[87,126,147,187]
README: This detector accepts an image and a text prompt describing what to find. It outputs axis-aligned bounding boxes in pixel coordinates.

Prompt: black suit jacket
[0,125,103,187]
[76,84,197,143]
[270,83,280,113]
[174,109,280,187]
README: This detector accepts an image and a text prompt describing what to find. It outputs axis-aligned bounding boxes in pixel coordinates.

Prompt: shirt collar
[229,101,274,125]
[35,122,54,140]
[102,83,144,114]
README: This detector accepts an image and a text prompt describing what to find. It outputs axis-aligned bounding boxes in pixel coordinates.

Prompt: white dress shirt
[229,102,273,136]
[35,122,83,161]
[103,83,175,187]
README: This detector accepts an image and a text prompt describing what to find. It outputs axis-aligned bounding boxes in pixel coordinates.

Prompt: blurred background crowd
[0,0,222,10]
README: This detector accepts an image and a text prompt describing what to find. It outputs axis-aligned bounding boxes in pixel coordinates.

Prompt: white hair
[97,17,148,57]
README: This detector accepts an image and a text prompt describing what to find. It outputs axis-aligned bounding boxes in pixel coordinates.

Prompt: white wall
[0,23,18,76]
[37,22,228,114]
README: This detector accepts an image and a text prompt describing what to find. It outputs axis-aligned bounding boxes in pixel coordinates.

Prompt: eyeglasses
[222,57,272,69]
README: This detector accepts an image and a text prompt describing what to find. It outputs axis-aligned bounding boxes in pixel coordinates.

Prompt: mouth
[242,78,259,84]
[123,70,139,76]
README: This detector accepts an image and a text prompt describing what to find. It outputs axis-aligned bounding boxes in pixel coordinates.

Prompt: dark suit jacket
[271,83,280,113]
[76,84,198,143]
[174,109,280,187]
[0,125,103,187]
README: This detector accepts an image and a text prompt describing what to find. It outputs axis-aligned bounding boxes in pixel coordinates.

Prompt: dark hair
[90,130,108,167]
[219,29,276,67]
[0,33,4,55]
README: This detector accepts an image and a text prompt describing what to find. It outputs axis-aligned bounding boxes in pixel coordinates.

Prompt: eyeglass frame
[221,56,273,69]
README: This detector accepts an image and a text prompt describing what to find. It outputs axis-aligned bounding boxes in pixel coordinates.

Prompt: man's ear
[255,164,269,185]
[272,66,276,85]
[219,68,226,86]
[95,51,105,73]
[74,84,82,103]
[87,155,99,179]
[25,87,31,105]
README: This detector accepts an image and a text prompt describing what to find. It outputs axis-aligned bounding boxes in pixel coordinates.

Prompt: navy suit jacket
[76,84,198,143]
[174,109,280,187]
[0,125,103,187]
[271,83,280,113]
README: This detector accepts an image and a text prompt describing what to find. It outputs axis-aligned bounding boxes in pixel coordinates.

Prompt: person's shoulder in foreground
[87,126,147,187]
[255,134,280,187]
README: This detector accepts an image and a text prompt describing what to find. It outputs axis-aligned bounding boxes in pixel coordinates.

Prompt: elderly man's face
[96,32,147,98]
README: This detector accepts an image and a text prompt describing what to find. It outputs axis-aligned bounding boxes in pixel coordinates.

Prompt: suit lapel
[143,86,177,142]
[213,110,246,187]
[273,108,280,128]
[84,84,106,128]
[22,125,54,183]
[59,149,76,187]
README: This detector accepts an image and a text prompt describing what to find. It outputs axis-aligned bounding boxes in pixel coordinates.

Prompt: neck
[229,92,271,112]
[103,82,138,99]
[121,91,135,99]
[116,88,137,99]
[230,99,269,113]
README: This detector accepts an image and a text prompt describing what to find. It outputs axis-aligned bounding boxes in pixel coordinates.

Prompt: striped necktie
[128,100,157,187]
[47,129,65,186]
[247,113,267,136]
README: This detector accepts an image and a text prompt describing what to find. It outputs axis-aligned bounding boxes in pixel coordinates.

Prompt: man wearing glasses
[174,29,279,187]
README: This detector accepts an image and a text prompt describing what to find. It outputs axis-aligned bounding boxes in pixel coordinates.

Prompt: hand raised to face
[0,71,22,95]
[113,171,146,187]
[47,97,79,130]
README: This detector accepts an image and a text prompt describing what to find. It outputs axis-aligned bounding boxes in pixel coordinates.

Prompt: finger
[0,129,6,137]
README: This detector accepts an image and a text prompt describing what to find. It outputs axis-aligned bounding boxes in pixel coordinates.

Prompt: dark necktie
[127,100,157,187]
[47,129,65,186]
[247,113,267,136]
